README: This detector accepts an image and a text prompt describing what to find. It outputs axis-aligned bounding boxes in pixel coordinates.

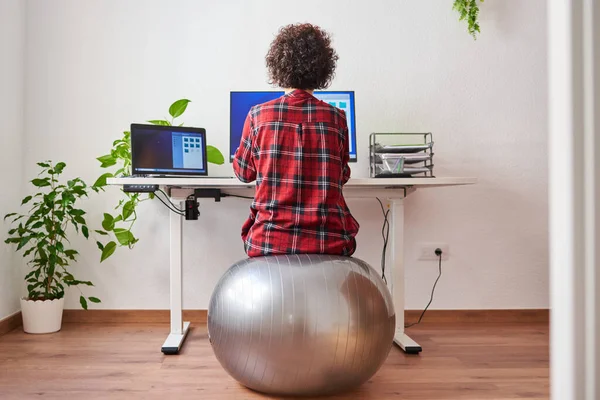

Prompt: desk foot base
[161,321,191,355]
[393,331,422,354]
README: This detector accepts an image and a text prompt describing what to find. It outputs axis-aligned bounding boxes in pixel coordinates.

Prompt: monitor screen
[229,91,357,162]
[130,124,207,176]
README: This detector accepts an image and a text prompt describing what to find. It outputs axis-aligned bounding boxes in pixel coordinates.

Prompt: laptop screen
[130,124,207,176]
[229,91,357,162]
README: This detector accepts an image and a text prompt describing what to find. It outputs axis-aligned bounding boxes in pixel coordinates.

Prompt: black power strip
[123,184,159,193]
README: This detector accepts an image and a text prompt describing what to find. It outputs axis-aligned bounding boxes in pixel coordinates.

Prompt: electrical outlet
[417,243,449,261]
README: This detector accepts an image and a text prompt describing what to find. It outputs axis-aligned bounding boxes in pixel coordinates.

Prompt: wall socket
[417,243,449,261]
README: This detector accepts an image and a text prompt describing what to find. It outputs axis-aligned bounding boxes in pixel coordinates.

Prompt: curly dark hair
[266,23,339,90]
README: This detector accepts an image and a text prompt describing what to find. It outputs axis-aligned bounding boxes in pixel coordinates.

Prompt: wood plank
[0,311,21,336]
[60,309,548,324]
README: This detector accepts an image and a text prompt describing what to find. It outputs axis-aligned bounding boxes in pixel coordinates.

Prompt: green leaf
[23,247,36,257]
[54,162,66,174]
[82,225,89,239]
[93,172,113,188]
[38,246,47,261]
[96,241,104,251]
[207,145,225,165]
[122,200,135,220]
[148,119,171,126]
[80,295,88,310]
[4,213,17,221]
[21,196,33,205]
[102,213,115,231]
[114,228,134,246]
[113,168,125,177]
[47,263,55,281]
[70,209,86,216]
[97,155,117,168]
[31,178,50,187]
[148,192,155,200]
[88,297,101,304]
[100,241,117,262]
[95,229,108,236]
[37,162,50,168]
[31,221,44,229]
[65,249,78,260]
[74,216,86,225]
[97,154,114,163]
[168,99,191,119]
[17,236,31,251]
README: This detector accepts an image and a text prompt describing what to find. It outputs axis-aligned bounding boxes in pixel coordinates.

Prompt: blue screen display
[229,91,357,162]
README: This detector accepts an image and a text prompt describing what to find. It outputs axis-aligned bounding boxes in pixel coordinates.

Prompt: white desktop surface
[108,176,476,189]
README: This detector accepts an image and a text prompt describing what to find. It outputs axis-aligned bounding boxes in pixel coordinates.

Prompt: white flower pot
[20,297,65,334]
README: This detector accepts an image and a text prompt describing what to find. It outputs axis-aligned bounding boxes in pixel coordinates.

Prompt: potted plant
[4,161,100,334]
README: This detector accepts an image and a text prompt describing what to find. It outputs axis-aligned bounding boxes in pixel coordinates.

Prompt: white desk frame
[108,177,475,354]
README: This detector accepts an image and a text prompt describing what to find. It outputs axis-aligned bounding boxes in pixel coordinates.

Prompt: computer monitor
[130,123,208,176]
[229,91,357,162]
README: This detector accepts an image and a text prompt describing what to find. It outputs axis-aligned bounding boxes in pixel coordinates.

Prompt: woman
[233,23,359,257]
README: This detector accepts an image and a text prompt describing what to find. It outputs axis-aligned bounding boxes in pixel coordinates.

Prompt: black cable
[375,198,389,284]
[223,194,254,200]
[153,191,184,215]
[405,253,443,328]
[156,189,184,211]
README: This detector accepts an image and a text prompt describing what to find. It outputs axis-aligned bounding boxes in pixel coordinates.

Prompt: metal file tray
[373,163,433,177]
[373,142,434,154]
[379,153,405,174]
[373,152,433,164]
[369,132,435,178]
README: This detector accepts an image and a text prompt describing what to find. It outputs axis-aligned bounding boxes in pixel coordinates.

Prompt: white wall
[0,0,25,320]
[24,0,548,310]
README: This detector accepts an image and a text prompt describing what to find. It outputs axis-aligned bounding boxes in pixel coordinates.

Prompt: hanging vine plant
[453,0,484,39]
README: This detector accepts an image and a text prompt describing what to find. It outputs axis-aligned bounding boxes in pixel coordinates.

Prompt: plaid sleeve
[339,111,351,184]
[233,111,257,183]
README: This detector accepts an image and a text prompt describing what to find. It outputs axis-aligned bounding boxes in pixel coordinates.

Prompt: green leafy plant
[4,161,99,309]
[453,0,484,39]
[92,99,225,262]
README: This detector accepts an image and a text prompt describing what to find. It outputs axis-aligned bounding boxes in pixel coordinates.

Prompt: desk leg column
[388,197,422,354]
[161,199,190,355]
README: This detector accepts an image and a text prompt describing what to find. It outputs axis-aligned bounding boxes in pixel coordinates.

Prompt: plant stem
[46,167,57,296]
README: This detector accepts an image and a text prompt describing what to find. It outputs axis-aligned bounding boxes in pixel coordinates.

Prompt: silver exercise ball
[208,254,395,396]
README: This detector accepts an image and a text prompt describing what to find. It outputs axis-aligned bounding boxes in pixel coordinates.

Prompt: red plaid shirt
[233,89,359,257]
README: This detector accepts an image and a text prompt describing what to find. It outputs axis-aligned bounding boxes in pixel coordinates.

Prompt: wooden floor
[0,321,549,400]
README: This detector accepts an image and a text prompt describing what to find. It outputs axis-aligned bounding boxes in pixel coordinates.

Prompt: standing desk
[107,177,476,354]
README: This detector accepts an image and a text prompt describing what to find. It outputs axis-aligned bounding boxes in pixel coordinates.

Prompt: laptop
[130,123,209,177]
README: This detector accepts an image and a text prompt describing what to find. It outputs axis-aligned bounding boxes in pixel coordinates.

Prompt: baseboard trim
[0,311,22,336]
[62,309,208,324]
[404,309,549,324]
[61,309,549,324]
